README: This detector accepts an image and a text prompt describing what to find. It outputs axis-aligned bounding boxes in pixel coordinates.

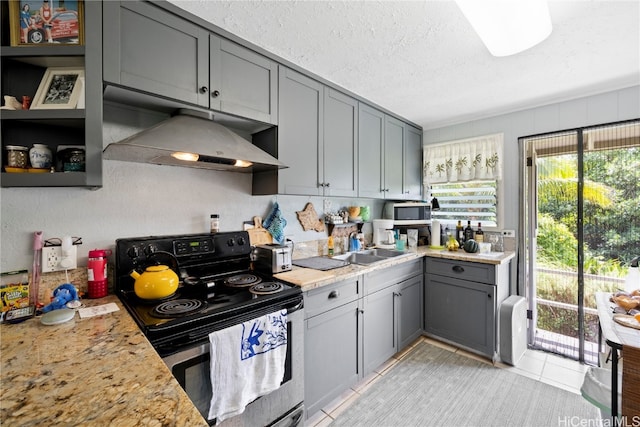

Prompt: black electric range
[114,231,302,357]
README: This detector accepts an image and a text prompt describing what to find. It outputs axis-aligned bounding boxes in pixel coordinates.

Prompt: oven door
[162,303,304,426]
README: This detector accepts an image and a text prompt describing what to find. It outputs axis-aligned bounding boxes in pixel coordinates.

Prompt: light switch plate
[42,245,78,272]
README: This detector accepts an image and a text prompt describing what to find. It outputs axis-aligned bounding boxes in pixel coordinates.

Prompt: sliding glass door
[521,120,639,364]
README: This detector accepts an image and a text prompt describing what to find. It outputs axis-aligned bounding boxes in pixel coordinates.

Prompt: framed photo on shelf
[9,0,84,46]
[31,67,84,109]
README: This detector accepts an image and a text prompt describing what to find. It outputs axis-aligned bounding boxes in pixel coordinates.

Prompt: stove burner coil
[225,274,262,288]
[152,299,205,318]
[249,282,284,295]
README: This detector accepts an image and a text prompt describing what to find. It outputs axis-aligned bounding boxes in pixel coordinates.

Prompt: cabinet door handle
[199,86,208,94]
[325,182,330,187]
[359,309,364,314]
[452,265,465,273]
[211,90,220,98]
[393,292,402,297]
[328,290,339,299]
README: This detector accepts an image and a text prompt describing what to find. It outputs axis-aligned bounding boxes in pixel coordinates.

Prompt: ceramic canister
[29,144,52,169]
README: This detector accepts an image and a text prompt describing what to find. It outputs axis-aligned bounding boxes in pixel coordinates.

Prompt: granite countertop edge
[276,247,516,292]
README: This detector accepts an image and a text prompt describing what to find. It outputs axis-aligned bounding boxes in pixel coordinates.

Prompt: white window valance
[423,133,504,187]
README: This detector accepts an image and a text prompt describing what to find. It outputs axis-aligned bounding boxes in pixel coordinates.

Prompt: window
[429,181,498,228]
[424,133,503,229]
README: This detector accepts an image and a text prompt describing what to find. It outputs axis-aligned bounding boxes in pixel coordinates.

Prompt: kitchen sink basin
[331,248,411,265]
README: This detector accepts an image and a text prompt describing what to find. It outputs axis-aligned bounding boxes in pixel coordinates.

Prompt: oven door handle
[287,300,304,314]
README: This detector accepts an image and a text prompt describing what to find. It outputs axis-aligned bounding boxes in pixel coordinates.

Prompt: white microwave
[383,202,432,225]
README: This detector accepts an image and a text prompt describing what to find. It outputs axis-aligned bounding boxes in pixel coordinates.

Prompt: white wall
[0,103,384,271]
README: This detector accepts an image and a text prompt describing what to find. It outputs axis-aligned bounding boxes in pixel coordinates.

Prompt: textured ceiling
[167,1,640,130]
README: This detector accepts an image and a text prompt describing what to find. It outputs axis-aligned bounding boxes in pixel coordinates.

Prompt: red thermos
[87,249,112,298]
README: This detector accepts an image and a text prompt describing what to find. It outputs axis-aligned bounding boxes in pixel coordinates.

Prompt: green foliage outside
[535,146,640,341]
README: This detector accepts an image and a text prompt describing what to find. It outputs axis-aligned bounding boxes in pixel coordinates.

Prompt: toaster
[253,243,292,274]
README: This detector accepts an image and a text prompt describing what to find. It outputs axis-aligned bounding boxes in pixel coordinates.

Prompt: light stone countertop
[0,295,207,427]
[275,246,515,292]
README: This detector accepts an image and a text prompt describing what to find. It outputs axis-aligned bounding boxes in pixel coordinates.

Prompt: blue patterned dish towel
[263,202,287,244]
[208,309,288,423]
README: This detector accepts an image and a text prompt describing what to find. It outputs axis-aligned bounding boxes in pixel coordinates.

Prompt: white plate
[40,308,75,325]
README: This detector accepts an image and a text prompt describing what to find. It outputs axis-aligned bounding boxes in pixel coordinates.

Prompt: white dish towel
[208,309,288,423]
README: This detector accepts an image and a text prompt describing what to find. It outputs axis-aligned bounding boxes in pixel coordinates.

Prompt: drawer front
[304,277,360,318]
[365,258,423,295]
[425,257,495,285]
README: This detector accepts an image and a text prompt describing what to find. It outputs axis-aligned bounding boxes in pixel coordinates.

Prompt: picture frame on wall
[8,0,84,46]
[31,67,84,109]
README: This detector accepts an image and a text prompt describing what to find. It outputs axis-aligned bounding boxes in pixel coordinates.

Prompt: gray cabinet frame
[1,0,103,188]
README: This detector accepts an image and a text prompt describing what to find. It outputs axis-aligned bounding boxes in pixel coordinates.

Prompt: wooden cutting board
[274,268,336,286]
[247,216,272,246]
[614,314,640,330]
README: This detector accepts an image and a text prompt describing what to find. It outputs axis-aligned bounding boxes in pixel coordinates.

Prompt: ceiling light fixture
[455,0,553,57]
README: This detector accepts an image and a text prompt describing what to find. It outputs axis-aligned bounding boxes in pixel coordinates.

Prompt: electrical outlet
[502,230,516,238]
[323,199,331,213]
[42,245,78,273]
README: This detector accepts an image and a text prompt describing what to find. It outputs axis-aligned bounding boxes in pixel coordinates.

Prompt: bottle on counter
[328,236,334,256]
[87,249,112,299]
[456,220,464,246]
[210,214,220,233]
[464,220,474,242]
[475,222,484,243]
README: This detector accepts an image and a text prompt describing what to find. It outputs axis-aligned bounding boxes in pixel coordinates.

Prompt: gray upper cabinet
[277,66,324,195]
[358,104,423,200]
[323,88,358,197]
[103,1,209,107]
[103,2,277,124]
[209,34,277,124]
[358,103,385,199]
[383,115,405,199]
[403,124,423,200]
[276,66,358,196]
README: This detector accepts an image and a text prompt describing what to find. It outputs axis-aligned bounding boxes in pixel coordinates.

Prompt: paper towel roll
[431,220,441,247]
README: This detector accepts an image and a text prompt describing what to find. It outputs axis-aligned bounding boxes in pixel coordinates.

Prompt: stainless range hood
[103,109,286,172]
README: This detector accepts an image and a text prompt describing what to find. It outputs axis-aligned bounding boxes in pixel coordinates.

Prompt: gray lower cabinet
[362,259,424,374]
[276,66,358,196]
[304,278,361,418]
[103,1,277,124]
[424,257,510,359]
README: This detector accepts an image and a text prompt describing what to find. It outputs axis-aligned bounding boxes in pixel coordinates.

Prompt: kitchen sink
[331,248,411,265]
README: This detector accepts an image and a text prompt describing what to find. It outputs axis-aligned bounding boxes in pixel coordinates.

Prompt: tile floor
[306,335,591,427]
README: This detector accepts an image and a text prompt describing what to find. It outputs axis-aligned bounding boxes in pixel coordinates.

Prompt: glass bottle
[456,220,464,246]
[464,221,474,242]
[475,222,484,243]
